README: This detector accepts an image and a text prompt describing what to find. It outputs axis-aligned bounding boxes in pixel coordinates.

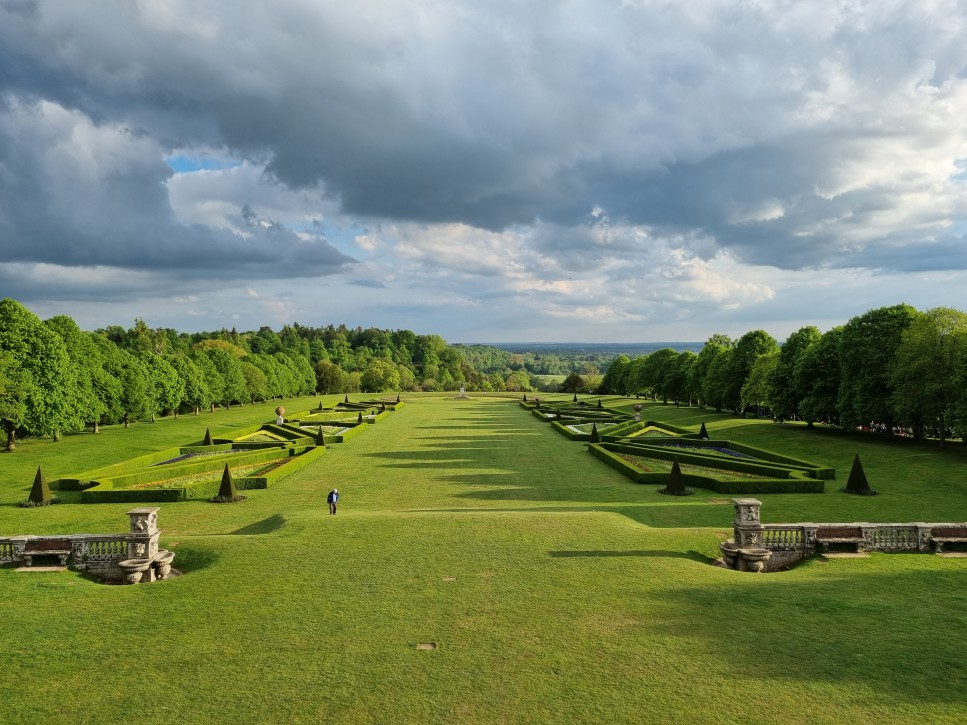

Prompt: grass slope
[1,396,967,723]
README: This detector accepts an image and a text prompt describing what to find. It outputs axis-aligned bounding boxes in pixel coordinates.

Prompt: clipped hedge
[588,444,824,494]
[333,422,368,442]
[85,446,293,491]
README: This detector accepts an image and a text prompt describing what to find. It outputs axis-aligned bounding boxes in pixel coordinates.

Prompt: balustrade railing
[760,526,806,551]
[78,537,129,561]
[868,526,920,551]
[0,540,19,564]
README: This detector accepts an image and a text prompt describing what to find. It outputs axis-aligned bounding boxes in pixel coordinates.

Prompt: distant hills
[481,342,704,356]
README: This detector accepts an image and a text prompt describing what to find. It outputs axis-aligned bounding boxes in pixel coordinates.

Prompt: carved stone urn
[153,550,176,579]
[738,548,772,573]
[118,558,153,585]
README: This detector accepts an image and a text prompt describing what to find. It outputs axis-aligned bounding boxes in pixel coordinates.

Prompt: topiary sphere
[275,406,285,416]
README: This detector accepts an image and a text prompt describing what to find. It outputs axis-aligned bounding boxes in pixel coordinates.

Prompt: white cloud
[1,0,966,340]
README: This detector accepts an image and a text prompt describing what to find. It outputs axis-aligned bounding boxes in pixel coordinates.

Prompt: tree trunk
[124,415,129,429]
[93,420,100,434]
[5,425,15,452]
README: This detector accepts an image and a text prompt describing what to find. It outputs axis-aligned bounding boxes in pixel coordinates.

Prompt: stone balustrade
[0,508,174,584]
[720,499,967,572]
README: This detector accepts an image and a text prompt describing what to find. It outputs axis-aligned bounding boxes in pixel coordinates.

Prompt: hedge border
[588,444,824,494]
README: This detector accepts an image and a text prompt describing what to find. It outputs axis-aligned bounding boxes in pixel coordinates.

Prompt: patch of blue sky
[166,154,241,173]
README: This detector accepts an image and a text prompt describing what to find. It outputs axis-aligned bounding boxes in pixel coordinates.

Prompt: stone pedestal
[733,498,763,548]
[127,508,160,561]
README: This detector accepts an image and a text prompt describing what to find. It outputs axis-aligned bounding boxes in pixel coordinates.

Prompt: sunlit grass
[1,395,967,723]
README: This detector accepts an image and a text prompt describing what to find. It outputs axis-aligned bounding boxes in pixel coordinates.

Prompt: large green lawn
[2,395,967,723]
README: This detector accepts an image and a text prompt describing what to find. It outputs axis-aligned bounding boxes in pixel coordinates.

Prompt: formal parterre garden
[2,393,967,724]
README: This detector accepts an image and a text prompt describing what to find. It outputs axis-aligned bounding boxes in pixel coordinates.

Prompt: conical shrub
[660,456,693,496]
[317,427,326,446]
[28,466,53,505]
[573,393,578,402]
[843,454,877,495]
[345,394,349,404]
[596,399,602,408]
[357,411,364,424]
[589,423,601,443]
[203,428,214,445]
[699,422,709,439]
[211,463,244,503]
[396,393,401,403]
[523,394,527,401]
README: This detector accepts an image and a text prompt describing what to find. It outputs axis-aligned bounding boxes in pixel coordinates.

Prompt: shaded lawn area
[1,395,967,723]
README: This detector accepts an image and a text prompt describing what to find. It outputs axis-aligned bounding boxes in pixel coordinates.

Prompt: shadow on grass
[231,514,287,535]
[169,545,219,573]
[550,549,713,563]
[658,565,967,706]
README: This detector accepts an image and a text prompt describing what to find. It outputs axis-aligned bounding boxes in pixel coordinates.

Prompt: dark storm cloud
[0,0,965,301]
[0,97,355,277]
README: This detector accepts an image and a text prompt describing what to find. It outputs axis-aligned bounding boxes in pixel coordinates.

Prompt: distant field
[533,373,566,384]
[2,395,967,724]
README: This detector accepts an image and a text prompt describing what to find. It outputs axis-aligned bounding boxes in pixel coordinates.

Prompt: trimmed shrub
[211,463,245,503]
[588,444,825,494]
[203,428,214,446]
[843,454,877,495]
[659,456,693,496]
[699,422,709,439]
[317,427,326,447]
[21,466,60,507]
[590,423,601,444]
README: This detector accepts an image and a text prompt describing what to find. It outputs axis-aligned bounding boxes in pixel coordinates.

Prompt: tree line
[0,299,552,450]
[598,304,967,446]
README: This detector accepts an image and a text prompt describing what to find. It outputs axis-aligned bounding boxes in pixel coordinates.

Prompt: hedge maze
[53,398,401,503]
[524,397,833,494]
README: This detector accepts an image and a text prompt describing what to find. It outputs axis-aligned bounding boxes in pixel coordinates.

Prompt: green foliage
[770,326,822,421]
[660,456,693,496]
[314,360,343,394]
[0,298,81,441]
[361,358,401,392]
[890,307,967,443]
[843,454,877,495]
[838,303,918,430]
[211,462,245,503]
[27,465,55,505]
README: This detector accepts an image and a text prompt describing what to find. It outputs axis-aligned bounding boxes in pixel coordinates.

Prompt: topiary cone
[318,401,323,411]
[28,466,52,505]
[317,427,326,446]
[357,411,363,424]
[218,463,237,500]
[203,428,214,446]
[596,399,602,408]
[845,454,872,494]
[589,423,601,443]
[523,394,527,401]
[699,422,709,439]
[345,394,349,404]
[396,393,401,403]
[573,393,578,402]
[665,456,686,495]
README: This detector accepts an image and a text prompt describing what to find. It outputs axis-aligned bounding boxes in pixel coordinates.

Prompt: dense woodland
[599,303,967,445]
[5,298,965,449]
[0,298,605,449]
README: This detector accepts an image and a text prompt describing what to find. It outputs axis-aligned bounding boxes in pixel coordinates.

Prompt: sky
[1,0,966,343]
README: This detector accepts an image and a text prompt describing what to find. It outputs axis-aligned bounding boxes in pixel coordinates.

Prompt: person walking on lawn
[327,488,339,515]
